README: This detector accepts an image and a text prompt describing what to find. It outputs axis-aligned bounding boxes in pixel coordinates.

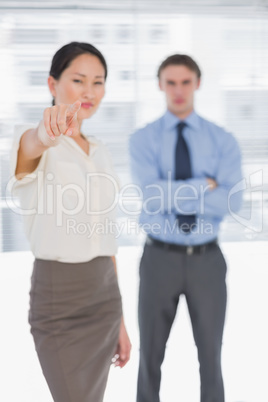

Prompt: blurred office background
[0,1,268,401]
[0,0,268,251]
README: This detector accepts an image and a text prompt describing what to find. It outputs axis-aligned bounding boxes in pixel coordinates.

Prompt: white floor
[0,242,267,402]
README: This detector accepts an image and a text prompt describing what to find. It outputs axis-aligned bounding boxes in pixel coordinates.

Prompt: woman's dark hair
[157,54,201,79]
[49,42,108,105]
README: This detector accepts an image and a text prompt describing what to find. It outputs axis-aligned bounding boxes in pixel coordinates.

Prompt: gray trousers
[137,241,227,402]
[29,257,122,402]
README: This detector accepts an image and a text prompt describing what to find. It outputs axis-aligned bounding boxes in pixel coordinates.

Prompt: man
[129,54,242,402]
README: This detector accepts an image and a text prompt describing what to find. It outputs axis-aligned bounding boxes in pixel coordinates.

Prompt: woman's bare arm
[111,255,132,368]
[15,126,50,179]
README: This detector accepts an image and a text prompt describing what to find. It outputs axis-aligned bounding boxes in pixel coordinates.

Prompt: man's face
[159,64,200,119]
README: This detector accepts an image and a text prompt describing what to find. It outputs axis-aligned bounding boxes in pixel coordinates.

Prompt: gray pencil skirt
[28,256,122,402]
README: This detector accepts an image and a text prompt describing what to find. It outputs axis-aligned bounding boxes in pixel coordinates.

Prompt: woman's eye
[95,81,104,85]
[73,79,82,83]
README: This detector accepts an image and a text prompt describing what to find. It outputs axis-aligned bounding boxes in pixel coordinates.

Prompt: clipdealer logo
[5,168,264,238]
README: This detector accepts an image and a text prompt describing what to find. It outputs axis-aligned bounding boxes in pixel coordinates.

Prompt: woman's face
[48,53,106,122]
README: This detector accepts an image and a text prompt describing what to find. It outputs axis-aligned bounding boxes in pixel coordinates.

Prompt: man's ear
[158,79,163,91]
[47,76,57,97]
[196,78,201,90]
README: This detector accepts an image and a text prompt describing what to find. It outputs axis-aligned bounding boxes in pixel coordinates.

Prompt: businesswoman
[10,42,131,402]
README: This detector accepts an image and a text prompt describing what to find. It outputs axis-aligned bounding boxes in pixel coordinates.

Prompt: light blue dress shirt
[129,110,243,245]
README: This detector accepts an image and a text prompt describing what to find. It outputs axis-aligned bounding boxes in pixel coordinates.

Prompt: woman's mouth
[81,102,93,109]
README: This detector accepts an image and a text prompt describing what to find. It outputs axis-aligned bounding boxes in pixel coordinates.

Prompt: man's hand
[207,177,218,190]
[112,318,131,368]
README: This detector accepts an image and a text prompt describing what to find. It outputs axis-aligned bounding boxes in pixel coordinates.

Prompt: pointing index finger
[67,100,81,117]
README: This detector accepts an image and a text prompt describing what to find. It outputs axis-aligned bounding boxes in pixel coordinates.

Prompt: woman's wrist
[37,120,62,147]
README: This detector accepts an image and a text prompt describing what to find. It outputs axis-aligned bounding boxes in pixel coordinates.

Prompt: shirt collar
[163,109,200,131]
[62,134,99,158]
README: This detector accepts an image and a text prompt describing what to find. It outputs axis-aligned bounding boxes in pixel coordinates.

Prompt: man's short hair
[157,54,201,79]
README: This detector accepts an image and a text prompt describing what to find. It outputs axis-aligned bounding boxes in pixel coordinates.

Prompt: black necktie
[175,122,196,233]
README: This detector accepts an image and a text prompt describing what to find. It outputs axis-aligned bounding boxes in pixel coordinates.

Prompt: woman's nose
[83,84,95,98]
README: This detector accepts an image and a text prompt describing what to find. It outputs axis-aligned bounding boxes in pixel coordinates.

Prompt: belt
[146,236,218,256]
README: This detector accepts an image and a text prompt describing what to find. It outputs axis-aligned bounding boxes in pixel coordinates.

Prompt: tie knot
[178,121,187,130]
